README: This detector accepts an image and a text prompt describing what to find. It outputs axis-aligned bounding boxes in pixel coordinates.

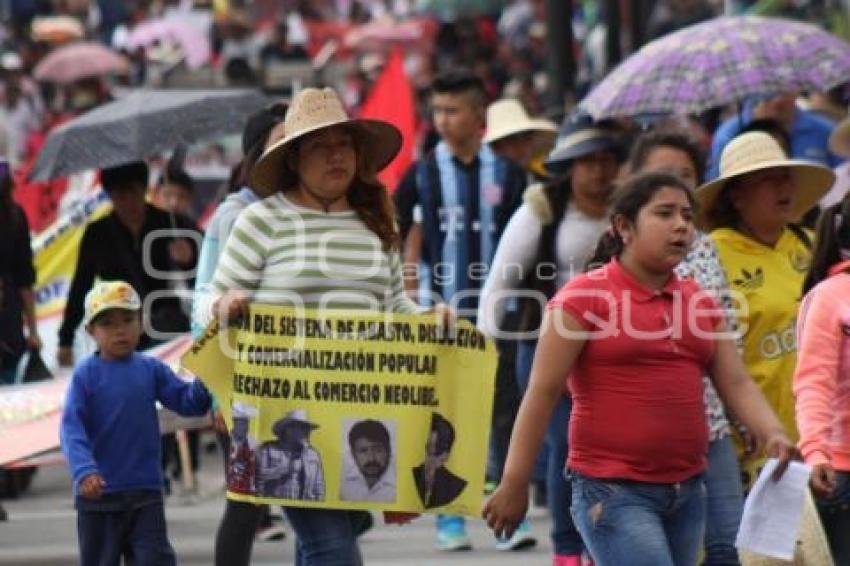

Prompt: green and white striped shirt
[209,193,418,316]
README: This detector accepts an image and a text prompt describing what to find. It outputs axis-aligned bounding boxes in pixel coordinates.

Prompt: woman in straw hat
[793,195,850,565]
[207,87,425,564]
[696,131,835,489]
[477,112,623,566]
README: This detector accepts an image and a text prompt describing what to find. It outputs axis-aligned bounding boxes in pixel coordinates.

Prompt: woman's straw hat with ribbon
[252,87,402,193]
[695,131,835,227]
[483,99,557,148]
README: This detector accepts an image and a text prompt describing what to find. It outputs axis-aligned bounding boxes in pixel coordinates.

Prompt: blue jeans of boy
[815,470,850,566]
[76,490,175,566]
[704,435,743,565]
[284,507,371,566]
[571,473,706,566]
[517,339,584,555]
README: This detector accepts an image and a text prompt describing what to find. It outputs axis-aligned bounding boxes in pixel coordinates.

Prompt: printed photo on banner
[413,412,467,509]
[226,401,259,495]
[340,418,397,503]
[182,306,498,516]
[257,409,325,501]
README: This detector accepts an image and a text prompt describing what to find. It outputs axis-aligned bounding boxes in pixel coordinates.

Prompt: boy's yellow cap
[84,281,141,325]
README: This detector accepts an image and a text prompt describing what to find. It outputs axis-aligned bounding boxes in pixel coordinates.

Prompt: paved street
[0,439,553,565]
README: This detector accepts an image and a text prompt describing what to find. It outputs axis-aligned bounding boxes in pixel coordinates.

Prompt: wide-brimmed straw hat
[829,114,850,158]
[251,87,402,193]
[483,99,557,146]
[695,131,835,226]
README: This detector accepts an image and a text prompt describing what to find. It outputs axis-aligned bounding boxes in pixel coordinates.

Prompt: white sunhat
[483,98,557,146]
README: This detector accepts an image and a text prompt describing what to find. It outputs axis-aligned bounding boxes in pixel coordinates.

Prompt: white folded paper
[735,458,812,560]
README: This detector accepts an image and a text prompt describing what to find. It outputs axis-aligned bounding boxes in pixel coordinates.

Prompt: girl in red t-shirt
[484,172,796,566]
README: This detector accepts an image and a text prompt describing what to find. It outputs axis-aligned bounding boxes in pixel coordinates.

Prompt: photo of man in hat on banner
[257,410,325,501]
[227,401,259,496]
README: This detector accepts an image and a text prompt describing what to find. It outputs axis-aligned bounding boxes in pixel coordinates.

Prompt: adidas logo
[733,267,764,290]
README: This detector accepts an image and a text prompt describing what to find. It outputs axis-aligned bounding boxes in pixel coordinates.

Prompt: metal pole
[630,0,646,52]
[546,0,574,119]
[606,0,622,71]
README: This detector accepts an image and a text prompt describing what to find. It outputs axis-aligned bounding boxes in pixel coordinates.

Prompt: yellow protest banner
[33,190,111,320]
[182,305,497,516]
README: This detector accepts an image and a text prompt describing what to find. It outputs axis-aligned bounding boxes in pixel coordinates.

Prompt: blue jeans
[517,339,584,555]
[515,340,548,482]
[487,338,520,482]
[283,507,371,566]
[76,490,175,566]
[704,435,743,565]
[815,470,850,566]
[571,473,706,566]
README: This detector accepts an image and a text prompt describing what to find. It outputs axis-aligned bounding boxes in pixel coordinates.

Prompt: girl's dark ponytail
[802,196,850,294]
[586,228,624,270]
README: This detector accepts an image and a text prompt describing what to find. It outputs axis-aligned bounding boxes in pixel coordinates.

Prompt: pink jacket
[794,266,850,471]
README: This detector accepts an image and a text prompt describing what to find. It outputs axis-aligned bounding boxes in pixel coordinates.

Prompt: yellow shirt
[711,227,810,485]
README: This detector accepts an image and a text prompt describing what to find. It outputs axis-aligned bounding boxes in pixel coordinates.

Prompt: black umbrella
[31,89,269,181]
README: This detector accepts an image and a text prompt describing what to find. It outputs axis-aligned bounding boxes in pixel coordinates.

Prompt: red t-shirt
[549,259,722,483]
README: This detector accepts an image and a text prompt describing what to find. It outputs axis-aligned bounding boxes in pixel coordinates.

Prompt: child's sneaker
[495,519,537,551]
[435,515,472,551]
[553,554,582,566]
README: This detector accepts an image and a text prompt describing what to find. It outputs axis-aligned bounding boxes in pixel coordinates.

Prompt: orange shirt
[795,267,850,472]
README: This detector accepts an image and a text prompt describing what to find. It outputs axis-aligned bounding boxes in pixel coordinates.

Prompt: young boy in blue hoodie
[60,280,211,565]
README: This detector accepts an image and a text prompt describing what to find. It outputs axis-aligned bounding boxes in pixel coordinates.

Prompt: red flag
[358,49,417,192]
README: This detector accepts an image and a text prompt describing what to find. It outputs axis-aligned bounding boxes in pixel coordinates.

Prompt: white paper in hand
[735,458,811,560]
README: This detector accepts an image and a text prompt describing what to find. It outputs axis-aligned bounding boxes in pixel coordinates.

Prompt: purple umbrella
[580,16,850,119]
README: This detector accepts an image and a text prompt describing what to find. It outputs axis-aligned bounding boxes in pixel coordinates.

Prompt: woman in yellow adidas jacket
[696,131,835,487]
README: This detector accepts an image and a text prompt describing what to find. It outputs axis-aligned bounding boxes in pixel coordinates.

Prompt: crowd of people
[34,74,850,566]
[2,2,850,566]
